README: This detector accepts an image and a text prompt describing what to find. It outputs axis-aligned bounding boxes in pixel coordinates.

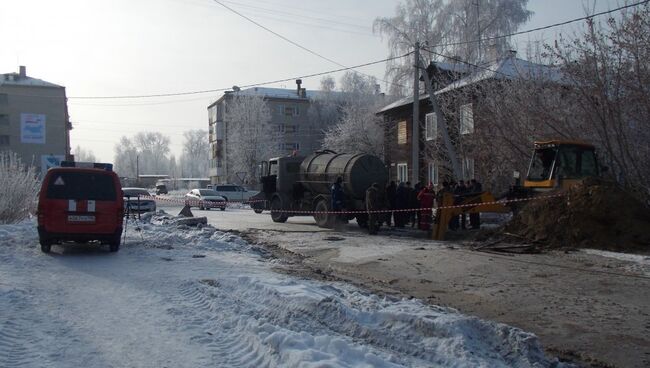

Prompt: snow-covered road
[0,214,562,367]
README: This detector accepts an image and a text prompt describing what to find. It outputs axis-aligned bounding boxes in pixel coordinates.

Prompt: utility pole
[476,0,481,62]
[420,59,462,181]
[411,42,420,184]
[136,154,140,186]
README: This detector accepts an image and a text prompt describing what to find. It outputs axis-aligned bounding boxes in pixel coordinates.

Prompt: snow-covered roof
[230,87,341,100]
[0,72,63,88]
[434,56,564,95]
[377,94,430,113]
[430,61,473,74]
[377,56,564,114]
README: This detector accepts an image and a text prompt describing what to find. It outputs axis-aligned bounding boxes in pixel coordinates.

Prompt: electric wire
[428,0,650,48]
[209,0,401,88]
[8,1,646,101]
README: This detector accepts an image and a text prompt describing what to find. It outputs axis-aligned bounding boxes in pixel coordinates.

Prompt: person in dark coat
[395,182,409,227]
[454,180,469,230]
[331,176,345,224]
[385,181,397,226]
[469,179,483,229]
[365,183,381,235]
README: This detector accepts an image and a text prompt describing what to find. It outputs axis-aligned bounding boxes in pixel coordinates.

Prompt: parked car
[155,183,168,195]
[37,161,124,253]
[122,187,156,213]
[211,184,259,202]
[185,189,227,210]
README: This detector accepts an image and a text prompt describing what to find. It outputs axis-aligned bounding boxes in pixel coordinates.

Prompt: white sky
[0,0,623,162]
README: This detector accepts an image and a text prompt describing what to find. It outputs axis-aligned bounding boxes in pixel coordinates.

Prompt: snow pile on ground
[0,215,566,367]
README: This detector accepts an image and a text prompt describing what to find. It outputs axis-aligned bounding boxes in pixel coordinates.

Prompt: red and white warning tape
[144,193,564,214]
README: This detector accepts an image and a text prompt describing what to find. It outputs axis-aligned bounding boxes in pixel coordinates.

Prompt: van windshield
[46,172,117,201]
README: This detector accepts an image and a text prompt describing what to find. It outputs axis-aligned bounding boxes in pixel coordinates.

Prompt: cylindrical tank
[300,152,388,199]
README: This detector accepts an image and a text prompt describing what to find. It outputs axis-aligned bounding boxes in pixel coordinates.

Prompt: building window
[0,94,7,105]
[462,157,475,180]
[397,163,408,183]
[208,106,217,123]
[397,120,407,145]
[280,105,300,116]
[427,162,438,186]
[0,114,9,125]
[278,142,300,151]
[460,103,474,134]
[425,112,437,141]
[0,135,9,145]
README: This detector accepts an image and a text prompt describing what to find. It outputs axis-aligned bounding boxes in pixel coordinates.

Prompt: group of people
[368,179,484,234]
[331,176,484,235]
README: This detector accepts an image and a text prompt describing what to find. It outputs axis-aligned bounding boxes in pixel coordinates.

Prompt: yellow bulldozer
[432,140,602,240]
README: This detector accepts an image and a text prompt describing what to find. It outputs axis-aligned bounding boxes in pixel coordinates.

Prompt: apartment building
[207,80,338,185]
[0,66,71,175]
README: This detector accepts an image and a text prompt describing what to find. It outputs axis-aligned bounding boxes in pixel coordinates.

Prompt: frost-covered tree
[73,145,96,163]
[0,151,40,224]
[114,132,172,178]
[374,0,533,95]
[179,129,209,178]
[226,95,274,185]
[321,72,389,157]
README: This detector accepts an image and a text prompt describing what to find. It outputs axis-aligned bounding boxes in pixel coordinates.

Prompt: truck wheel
[270,197,288,223]
[314,199,334,228]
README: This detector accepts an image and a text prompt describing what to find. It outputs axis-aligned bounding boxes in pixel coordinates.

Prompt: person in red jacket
[417,183,436,231]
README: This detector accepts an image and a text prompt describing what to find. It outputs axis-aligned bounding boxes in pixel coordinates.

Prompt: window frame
[460,103,474,135]
[427,162,438,186]
[425,112,437,141]
[397,163,408,183]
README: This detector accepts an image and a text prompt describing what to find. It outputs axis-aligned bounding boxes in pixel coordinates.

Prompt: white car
[123,187,156,213]
[209,184,259,203]
[184,189,227,211]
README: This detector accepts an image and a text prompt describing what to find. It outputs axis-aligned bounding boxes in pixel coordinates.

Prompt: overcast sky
[1,0,624,161]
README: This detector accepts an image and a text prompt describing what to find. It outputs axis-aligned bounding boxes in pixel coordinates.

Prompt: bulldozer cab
[524,141,599,190]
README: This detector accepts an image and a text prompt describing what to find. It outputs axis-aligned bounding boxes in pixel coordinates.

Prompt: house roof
[0,72,63,88]
[377,94,430,113]
[377,56,564,114]
[230,87,345,100]
[434,56,564,95]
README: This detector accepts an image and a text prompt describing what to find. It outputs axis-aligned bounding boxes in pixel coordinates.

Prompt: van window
[46,172,117,201]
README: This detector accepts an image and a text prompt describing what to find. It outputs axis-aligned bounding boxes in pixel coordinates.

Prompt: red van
[37,162,124,253]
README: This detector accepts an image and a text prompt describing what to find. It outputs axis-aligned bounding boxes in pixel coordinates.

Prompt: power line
[429,0,650,49]
[211,0,347,68]
[66,53,411,100]
[209,0,401,89]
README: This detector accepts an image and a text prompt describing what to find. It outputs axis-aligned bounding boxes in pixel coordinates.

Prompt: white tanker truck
[251,150,389,228]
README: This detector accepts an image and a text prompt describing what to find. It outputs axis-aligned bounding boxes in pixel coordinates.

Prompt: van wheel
[109,235,121,252]
[39,236,52,253]
[220,207,226,211]
[253,208,263,214]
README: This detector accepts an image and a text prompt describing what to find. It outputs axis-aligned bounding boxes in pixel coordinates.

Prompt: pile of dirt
[505,178,650,251]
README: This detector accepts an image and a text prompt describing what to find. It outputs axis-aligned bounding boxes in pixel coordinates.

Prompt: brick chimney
[19,65,26,78]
